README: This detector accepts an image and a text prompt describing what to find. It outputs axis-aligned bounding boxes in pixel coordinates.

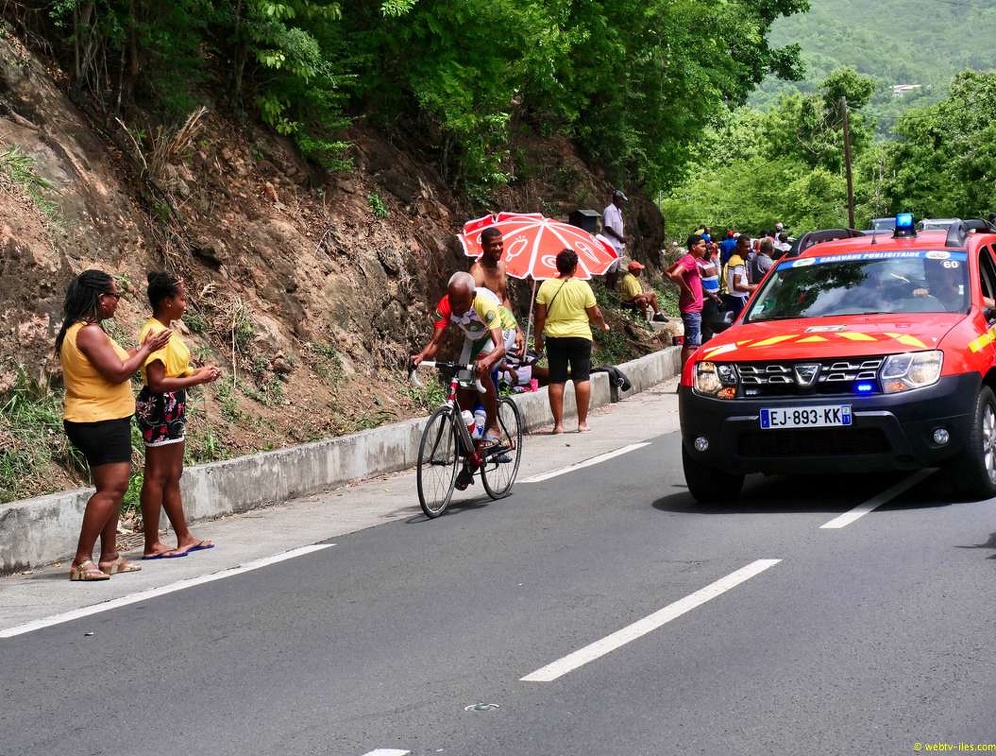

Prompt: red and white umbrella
[459,211,618,280]
[458,212,619,348]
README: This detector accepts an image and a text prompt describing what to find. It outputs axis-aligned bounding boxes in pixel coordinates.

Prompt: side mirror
[985,306,996,322]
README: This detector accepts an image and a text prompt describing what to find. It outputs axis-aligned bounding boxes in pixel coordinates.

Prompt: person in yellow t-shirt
[618,261,666,322]
[137,271,222,559]
[534,249,610,434]
[56,269,173,581]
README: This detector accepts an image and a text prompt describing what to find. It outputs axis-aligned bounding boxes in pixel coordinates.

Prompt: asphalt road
[3,381,996,755]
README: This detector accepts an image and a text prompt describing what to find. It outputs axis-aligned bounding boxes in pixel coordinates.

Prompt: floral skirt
[135,387,187,447]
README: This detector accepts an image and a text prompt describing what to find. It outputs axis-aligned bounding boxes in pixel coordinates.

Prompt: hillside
[0,33,669,504]
[752,0,996,131]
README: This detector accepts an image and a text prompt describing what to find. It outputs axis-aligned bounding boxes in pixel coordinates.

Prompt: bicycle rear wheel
[481,397,523,499]
[417,408,459,517]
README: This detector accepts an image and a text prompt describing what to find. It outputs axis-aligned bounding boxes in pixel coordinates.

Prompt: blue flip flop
[181,541,215,554]
[142,550,188,560]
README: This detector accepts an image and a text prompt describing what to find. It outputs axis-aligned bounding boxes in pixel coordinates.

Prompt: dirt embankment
[0,32,667,501]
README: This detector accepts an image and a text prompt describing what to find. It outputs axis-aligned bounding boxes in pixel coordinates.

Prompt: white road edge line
[360,750,410,756]
[520,558,781,683]
[520,442,651,484]
[0,544,332,639]
[819,469,937,530]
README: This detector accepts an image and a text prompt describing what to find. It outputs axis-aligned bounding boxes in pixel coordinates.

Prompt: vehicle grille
[737,357,885,398]
[738,428,891,458]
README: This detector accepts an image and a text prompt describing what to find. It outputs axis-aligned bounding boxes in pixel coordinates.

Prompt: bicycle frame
[415,361,486,467]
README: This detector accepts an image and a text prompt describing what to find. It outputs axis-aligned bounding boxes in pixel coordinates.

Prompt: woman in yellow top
[137,271,221,558]
[56,269,172,581]
[533,249,610,434]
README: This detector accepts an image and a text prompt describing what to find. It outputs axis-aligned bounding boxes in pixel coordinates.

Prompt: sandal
[98,556,142,575]
[69,560,110,581]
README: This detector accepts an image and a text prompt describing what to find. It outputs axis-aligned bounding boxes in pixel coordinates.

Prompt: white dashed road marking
[819,469,936,529]
[520,442,651,483]
[521,558,782,682]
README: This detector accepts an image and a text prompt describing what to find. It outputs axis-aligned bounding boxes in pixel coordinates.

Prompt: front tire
[682,444,744,503]
[417,408,459,517]
[949,386,996,500]
[481,397,523,499]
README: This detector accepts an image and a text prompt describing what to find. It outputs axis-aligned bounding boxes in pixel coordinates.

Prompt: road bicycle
[409,360,523,518]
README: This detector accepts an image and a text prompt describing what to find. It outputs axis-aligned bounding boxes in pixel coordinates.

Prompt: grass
[0,145,60,222]
[307,342,345,387]
[405,371,447,413]
[0,375,85,503]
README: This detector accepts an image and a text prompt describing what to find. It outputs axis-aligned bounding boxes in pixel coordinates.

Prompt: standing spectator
[719,230,738,265]
[618,261,667,321]
[749,238,775,284]
[470,226,525,357]
[534,249,609,434]
[721,234,758,317]
[666,234,707,368]
[699,242,723,342]
[601,189,628,291]
[137,271,222,559]
[55,269,172,580]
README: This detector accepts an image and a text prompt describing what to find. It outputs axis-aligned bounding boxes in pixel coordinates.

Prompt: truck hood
[697,314,963,362]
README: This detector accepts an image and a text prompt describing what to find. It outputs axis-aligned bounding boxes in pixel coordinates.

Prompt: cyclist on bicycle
[411,271,517,448]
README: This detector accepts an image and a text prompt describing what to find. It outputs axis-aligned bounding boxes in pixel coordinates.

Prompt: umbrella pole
[524,277,537,351]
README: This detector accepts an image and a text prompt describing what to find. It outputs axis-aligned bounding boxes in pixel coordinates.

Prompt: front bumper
[679,373,981,476]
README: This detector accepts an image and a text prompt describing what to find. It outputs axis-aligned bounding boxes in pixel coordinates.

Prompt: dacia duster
[679,215,996,502]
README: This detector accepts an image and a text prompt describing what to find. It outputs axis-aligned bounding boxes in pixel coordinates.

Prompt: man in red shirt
[666,234,706,368]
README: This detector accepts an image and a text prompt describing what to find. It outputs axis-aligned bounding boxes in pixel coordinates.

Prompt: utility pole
[841,96,855,229]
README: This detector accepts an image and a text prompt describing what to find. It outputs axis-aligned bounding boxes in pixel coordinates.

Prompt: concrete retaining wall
[0,346,680,573]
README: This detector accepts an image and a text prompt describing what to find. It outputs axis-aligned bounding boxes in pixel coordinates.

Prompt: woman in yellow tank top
[55,270,172,581]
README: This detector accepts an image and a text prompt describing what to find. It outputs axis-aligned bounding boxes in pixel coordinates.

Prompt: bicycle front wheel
[481,397,523,499]
[417,407,460,518]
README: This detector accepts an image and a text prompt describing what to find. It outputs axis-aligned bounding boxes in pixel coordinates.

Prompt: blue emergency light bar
[894,212,916,237]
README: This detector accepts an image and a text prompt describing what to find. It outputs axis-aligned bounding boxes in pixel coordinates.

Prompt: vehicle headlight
[880,350,943,393]
[694,362,738,398]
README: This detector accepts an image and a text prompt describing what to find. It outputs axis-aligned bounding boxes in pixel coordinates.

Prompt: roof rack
[788,228,865,258]
[944,218,996,248]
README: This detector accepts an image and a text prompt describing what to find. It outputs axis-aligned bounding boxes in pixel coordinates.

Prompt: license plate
[760,405,852,429]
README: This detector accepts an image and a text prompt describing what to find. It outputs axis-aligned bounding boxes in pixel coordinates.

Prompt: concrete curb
[0,346,683,573]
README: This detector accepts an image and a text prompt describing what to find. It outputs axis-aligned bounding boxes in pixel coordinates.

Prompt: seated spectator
[497,349,549,391]
[618,261,667,322]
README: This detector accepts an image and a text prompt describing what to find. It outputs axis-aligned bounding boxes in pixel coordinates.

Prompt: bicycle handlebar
[408,360,487,393]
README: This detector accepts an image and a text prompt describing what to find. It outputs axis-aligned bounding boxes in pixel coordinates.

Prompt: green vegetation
[20,0,808,197]
[0,376,84,502]
[0,145,59,221]
[367,192,388,218]
[665,66,996,234]
[754,0,996,134]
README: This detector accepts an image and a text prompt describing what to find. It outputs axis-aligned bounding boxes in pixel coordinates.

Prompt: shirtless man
[470,227,525,357]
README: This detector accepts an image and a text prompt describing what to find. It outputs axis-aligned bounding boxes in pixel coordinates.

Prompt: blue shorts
[681,311,702,347]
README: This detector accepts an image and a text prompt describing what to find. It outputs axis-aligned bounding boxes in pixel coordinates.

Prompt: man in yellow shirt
[619,261,667,322]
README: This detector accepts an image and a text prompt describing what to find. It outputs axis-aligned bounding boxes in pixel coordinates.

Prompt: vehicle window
[980,246,996,304]
[744,250,969,321]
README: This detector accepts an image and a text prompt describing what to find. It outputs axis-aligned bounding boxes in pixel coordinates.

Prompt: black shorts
[64,417,133,467]
[545,336,592,383]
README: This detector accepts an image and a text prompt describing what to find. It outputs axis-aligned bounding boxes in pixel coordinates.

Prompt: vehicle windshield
[745,250,970,321]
